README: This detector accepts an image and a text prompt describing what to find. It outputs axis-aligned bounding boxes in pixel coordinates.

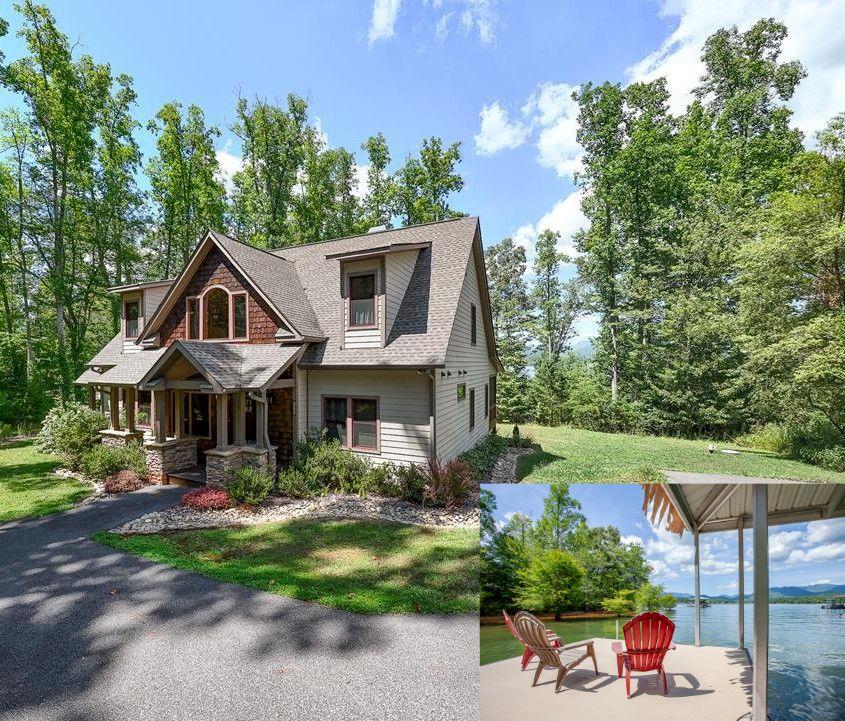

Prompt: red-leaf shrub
[104,469,145,494]
[424,459,473,509]
[180,486,234,511]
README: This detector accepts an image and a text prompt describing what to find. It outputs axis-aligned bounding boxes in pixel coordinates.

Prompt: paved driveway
[0,487,477,721]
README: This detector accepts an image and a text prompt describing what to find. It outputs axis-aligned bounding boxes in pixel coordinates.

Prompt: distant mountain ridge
[668,584,845,601]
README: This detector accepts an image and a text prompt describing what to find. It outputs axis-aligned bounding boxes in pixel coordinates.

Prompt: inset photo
[480,482,845,721]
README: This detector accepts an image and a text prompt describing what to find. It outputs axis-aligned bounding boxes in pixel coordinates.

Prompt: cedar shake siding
[158,246,283,346]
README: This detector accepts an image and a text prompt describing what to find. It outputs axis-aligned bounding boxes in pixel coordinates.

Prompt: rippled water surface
[481,604,845,721]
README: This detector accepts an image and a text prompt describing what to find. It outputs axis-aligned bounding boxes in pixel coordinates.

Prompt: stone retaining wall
[100,429,145,447]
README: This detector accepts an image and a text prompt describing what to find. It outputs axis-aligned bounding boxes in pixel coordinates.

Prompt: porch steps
[166,466,207,486]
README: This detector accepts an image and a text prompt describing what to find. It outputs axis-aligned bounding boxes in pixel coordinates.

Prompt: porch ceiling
[138,340,304,393]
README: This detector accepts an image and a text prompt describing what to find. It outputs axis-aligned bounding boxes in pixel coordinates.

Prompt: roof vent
[366,224,391,234]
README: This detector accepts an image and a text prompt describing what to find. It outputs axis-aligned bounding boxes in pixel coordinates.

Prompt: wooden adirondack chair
[611,612,676,698]
[502,610,562,671]
[514,611,599,692]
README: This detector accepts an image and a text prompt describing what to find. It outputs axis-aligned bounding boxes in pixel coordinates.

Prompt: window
[137,390,152,428]
[187,298,199,339]
[183,393,210,437]
[469,388,476,430]
[349,273,376,327]
[351,398,378,450]
[233,294,247,338]
[324,397,347,443]
[456,383,466,401]
[125,300,140,338]
[322,396,380,452]
[484,384,489,418]
[470,303,477,346]
[204,288,229,339]
[489,375,497,411]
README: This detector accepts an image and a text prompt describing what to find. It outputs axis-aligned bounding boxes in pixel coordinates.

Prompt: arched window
[204,288,229,339]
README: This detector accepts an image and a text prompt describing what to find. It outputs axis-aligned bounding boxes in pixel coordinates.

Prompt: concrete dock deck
[481,638,752,721]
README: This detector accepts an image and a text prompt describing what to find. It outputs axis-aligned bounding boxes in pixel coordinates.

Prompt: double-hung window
[469,388,476,430]
[349,273,376,328]
[125,300,140,338]
[323,396,380,452]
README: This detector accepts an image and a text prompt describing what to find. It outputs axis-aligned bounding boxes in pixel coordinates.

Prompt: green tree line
[0,2,466,426]
[487,19,845,472]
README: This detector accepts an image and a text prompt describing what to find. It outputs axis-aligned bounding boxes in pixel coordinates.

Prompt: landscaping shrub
[104,470,144,494]
[275,466,322,499]
[180,486,234,510]
[392,462,429,504]
[424,458,473,509]
[459,432,508,478]
[37,401,108,469]
[79,442,146,481]
[229,465,274,505]
[810,446,845,472]
[733,423,792,454]
[364,462,404,498]
[0,423,12,444]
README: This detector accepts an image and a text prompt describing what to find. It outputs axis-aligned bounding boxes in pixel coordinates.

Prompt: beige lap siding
[434,252,496,463]
[305,369,431,465]
[384,249,418,338]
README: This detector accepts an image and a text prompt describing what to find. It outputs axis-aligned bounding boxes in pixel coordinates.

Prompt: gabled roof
[75,334,166,385]
[139,340,304,392]
[274,216,500,368]
[138,230,324,344]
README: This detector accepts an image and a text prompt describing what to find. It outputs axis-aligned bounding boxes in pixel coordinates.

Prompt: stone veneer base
[100,429,145,447]
[144,437,198,485]
[205,445,277,487]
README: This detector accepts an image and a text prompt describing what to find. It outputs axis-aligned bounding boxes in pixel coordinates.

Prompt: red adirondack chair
[502,610,561,670]
[611,612,676,698]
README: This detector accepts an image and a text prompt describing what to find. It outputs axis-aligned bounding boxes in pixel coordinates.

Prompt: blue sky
[485,483,845,596]
[3,1,844,343]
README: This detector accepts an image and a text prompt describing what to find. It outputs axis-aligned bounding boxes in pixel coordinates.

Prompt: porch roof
[138,340,303,393]
[75,342,166,386]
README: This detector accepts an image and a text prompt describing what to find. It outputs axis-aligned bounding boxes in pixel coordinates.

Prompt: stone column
[124,386,136,434]
[234,391,246,446]
[216,393,228,448]
[109,387,120,430]
[153,389,166,443]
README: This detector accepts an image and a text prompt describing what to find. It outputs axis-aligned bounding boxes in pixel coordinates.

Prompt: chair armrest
[668,643,676,651]
[611,641,625,655]
[558,639,595,652]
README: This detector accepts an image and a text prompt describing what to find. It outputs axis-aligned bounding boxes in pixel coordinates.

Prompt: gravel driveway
[0,487,478,721]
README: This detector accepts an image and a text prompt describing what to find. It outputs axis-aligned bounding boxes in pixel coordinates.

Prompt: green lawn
[94,518,479,614]
[0,440,91,522]
[501,424,845,483]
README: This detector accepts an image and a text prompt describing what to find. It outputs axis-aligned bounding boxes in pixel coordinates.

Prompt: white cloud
[621,534,644,546]
[475,102,530,155]
[787,543,845,565]
[812,579,833,586]
[458,0,497,44]
[625,0,845,138]
[215,139,244,195]
[354,163,370,201]
[368,0,403,45]
[805,518,845,545]
[769,530,805,562]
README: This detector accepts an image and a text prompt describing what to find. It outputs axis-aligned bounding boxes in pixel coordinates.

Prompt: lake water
[481,604,845,721]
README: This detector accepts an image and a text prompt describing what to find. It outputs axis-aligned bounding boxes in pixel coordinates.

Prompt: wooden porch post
[216,394,228,448]
[694,527,701,647]
[738,522,745,650]
[109,387,120,430]
[124,386,136,433]
[88,385,96,410]
[254,395,266,449]
[752,484,769,721]
[153,389,166,443]
[234,391,246,446]
[174,390,183,438]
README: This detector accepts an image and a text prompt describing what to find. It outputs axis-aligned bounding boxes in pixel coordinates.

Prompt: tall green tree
[516,549,584,621]
[145,102,225,275]
[533,483,585,551]
[394,137,464,225]
[485,237,531,422]
[361,132,395,228]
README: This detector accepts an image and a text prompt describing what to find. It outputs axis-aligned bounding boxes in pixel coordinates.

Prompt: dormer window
[349,272,376,328]
[125,300,140,338]
[186,287,248,341]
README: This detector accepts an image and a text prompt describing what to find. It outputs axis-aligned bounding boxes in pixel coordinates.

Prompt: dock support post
[752,484,769,721]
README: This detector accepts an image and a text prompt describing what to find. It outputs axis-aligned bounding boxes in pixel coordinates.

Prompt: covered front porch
[91,340,302,486]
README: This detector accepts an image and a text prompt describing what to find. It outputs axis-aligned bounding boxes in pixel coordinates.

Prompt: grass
[94,517,480,615]
[501,424,845,484]
[0,440,91,522]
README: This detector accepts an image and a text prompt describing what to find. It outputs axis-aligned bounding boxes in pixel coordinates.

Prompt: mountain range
[669,583,845,601]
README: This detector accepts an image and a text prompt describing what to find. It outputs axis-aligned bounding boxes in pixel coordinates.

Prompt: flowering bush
[180,486,234,511]
[37,401,107,469]
[104,470,145,494]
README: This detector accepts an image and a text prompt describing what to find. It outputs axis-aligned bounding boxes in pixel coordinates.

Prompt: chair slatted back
[502,610,523,644]
[513,612,561,669]
[622,612,675,671]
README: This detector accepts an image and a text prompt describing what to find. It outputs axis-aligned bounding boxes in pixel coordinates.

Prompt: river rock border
[109,492,480,534]
[485,447,535,483]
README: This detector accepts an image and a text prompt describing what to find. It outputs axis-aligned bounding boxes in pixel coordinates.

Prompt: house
[76,217,502,485]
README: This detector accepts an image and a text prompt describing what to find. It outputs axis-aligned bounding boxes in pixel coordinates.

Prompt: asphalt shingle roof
[275,216,480,367]
[75,337,166,385]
